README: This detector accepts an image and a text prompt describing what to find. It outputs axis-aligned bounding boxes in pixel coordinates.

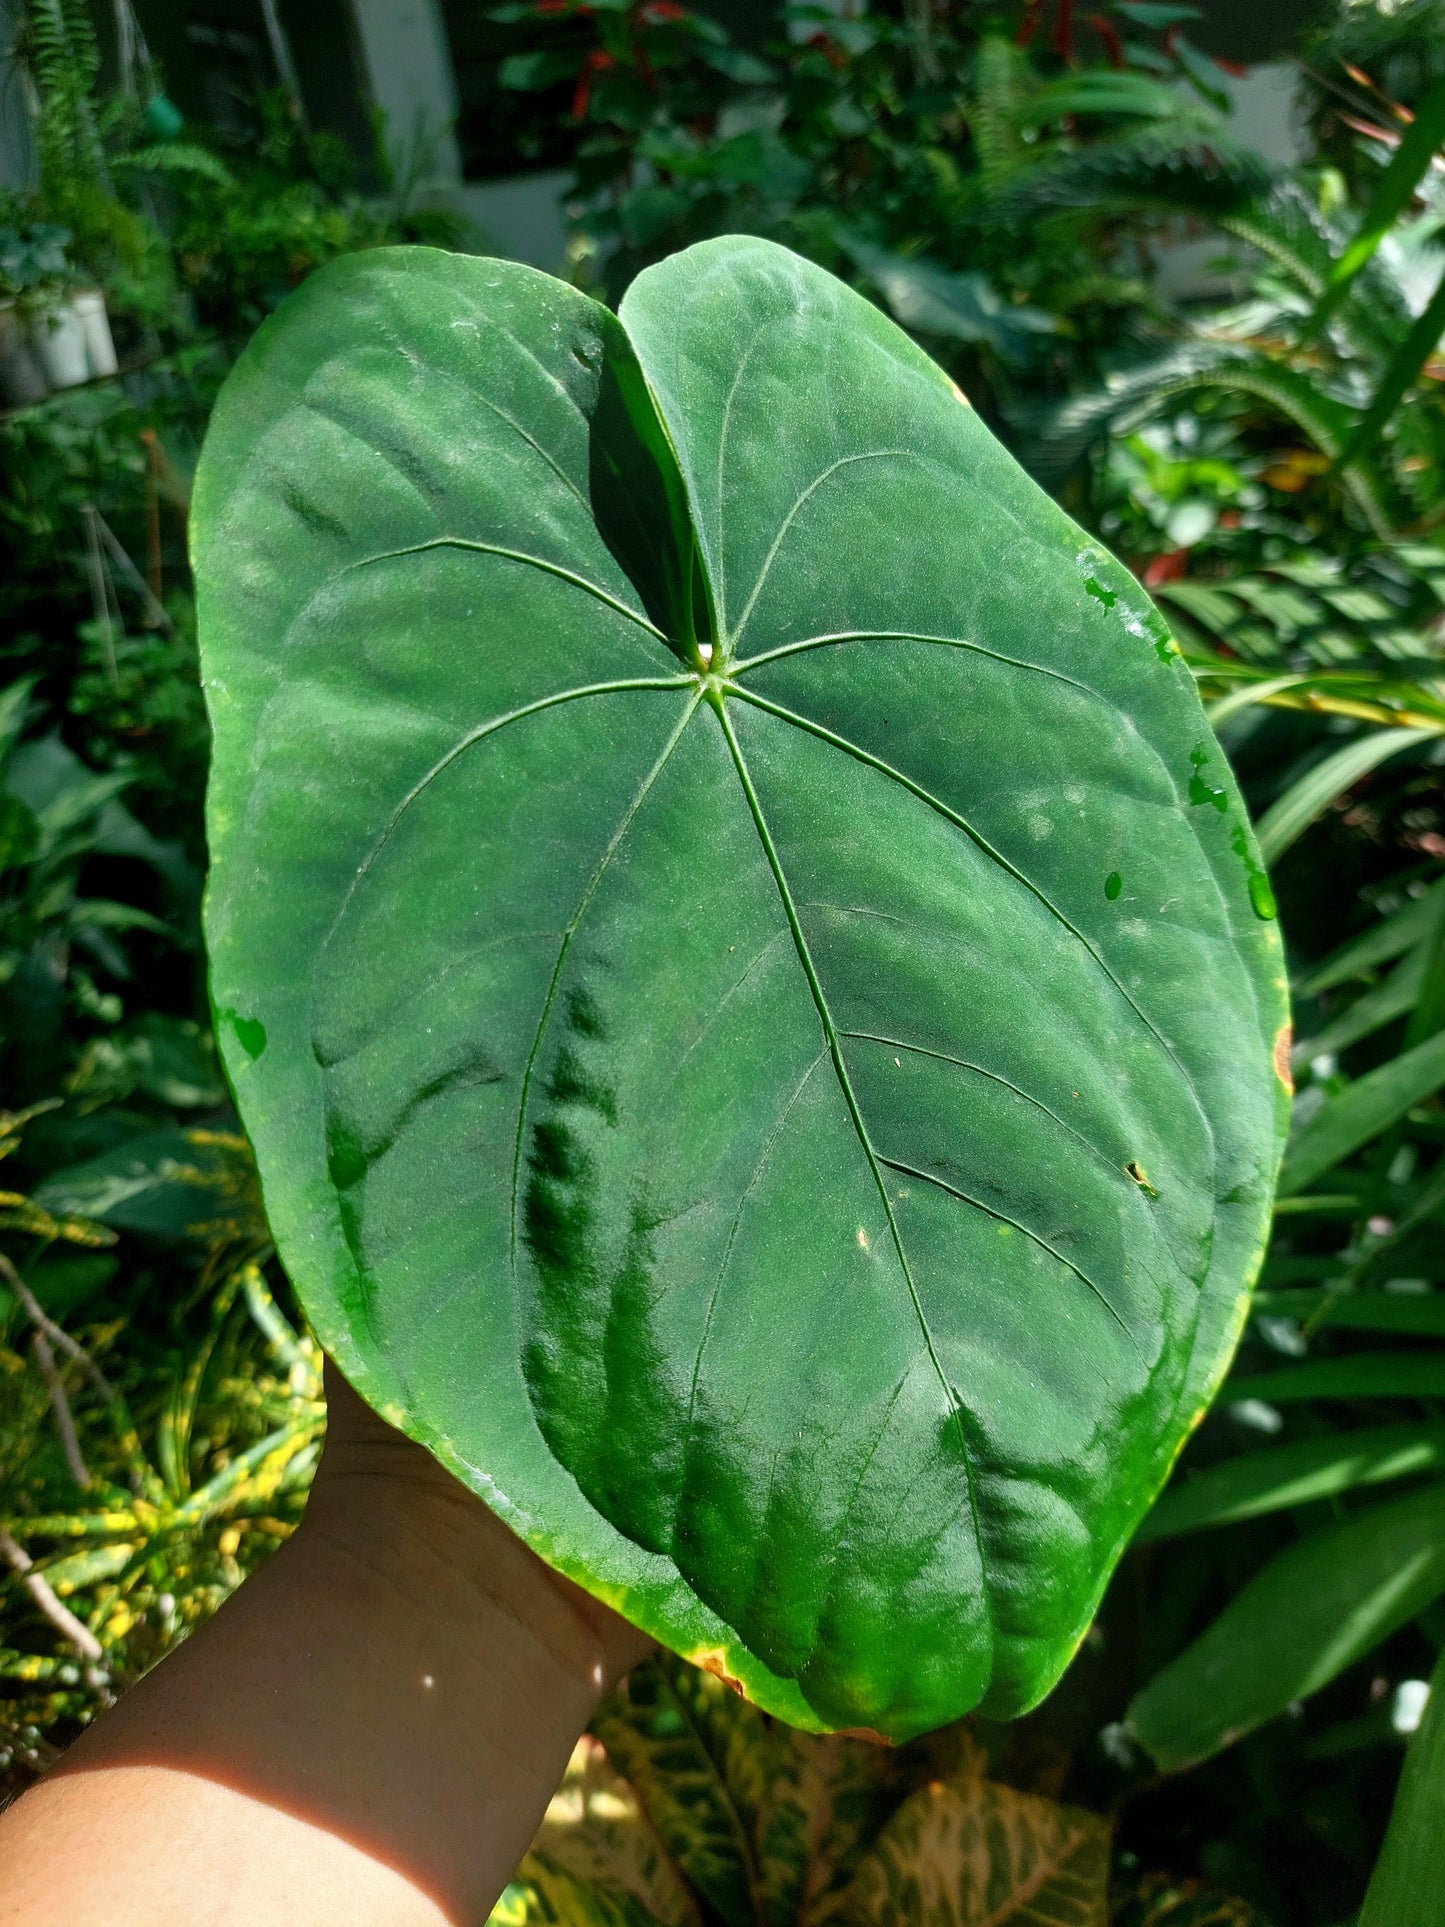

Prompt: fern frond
[971,34,1022,191]
[112,144,237,190]
[1222,182,1413,366]
[980,124,1272,228]
[1016,342,1401,536]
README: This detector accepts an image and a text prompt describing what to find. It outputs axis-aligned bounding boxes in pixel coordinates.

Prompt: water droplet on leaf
[1188,746,1228,813]
[1105,871,1123,901]
[221,1008,267,1059]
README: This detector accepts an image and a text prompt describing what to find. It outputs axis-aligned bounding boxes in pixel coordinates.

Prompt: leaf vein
[839,1031,1129,1184]
[726,681,1213,1161]
[878,1155,1136,1343]
[352,536,667,637]
[729,453,912,648]
[508,692,703,1274]
[731,628,1097,697]
[325,677,694,943]
[714,698,996,1661]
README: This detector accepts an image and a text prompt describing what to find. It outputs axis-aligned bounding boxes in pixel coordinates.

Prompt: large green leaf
[194,239,1288,1739]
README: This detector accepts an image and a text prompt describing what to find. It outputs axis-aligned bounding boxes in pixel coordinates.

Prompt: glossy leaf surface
[195,239,1288,1739]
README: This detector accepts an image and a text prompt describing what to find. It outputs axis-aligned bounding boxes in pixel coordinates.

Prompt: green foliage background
[4,1,1445,1921]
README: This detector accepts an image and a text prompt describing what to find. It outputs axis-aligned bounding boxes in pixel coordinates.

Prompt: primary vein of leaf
[726,682,1211,1152]
[728,452,911,648]
[878,1156,1135,1343]
[325,677,693,943]
[351,536,668,639]
[713,699,992,1634]
[661,1672,766,1918]
[508,692,702,1276]
[839,1032,1126,1181]
[730,629,1096,697]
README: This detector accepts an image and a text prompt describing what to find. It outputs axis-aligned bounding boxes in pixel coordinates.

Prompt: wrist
[302,1364,652,1696]
[296,1467,618,1708]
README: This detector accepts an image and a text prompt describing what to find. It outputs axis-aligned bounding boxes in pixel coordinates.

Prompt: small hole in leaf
[1125,1161,1159,1197]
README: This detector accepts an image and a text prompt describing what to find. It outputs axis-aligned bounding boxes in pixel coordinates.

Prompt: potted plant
[0,217,64,407]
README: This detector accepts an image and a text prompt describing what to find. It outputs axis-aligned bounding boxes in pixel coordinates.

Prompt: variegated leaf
[758,1729,913,1927]
[1111,1872,1273,1927]
[591,1659,766,1926]
[836,1777,1111,1926]
[523,1734,700,1927]
[494,1854,660,1927]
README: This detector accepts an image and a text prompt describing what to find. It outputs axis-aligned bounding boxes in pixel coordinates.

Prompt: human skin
[0,1363,653,1926]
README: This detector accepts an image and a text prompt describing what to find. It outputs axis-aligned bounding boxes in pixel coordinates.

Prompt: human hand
[310,1360,655,1695]
[0,1356,654,1927]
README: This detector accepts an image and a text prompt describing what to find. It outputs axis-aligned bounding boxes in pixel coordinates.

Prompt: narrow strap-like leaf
[1130,1483,1445,1770]
[1306,75,1445,339]
[1254,726,1438,866]
[1336,265,1445,469]
[1359,1641,1445,1926]
[1279,1021,1445,1194]
[1136,1421,1445,1542]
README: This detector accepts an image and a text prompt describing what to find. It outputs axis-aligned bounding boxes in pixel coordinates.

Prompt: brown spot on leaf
[838,1726,894,1746]
[1273,1024,1294,1093]
[1124,1161,1159,1198]
[695,1650,746,1695]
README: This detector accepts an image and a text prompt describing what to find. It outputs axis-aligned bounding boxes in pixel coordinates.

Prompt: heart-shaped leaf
[194,238,1289,1741]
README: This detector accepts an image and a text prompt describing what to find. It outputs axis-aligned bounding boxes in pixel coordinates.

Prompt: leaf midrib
[711,694,996,1664]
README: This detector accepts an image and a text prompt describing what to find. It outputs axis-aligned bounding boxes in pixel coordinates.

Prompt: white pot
[72,289,118,377]
[32,300,90,388]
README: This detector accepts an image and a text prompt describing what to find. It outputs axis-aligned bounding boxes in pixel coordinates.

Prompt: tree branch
[31,1329,94,1491]
[0,1526,104,1665]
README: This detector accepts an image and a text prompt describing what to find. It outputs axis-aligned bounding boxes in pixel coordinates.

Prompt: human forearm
[0,1370,649,1927]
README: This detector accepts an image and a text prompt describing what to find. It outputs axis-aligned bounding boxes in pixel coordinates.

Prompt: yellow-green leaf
[512,1734,699,1927]
[835,1777,1110,1925]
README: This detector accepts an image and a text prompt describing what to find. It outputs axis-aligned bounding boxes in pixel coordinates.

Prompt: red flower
[1086,12,1123,69]
[806,30,847,67]
[1142,549,1190,587]
[572,47,615,118]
